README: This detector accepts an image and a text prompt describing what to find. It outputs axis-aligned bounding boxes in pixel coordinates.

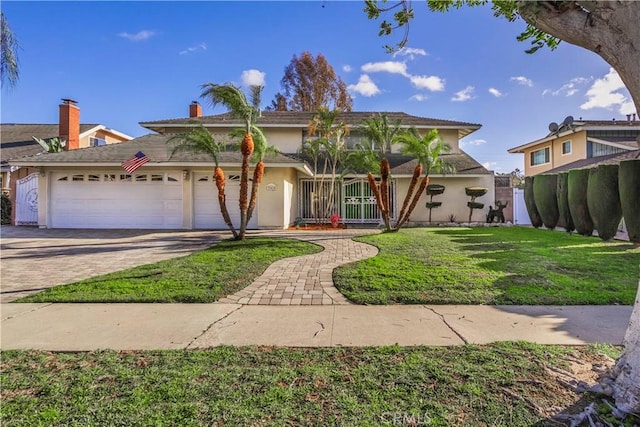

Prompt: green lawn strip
[18,237,322,303]
[334,227,639,305]
[0,343,622,426]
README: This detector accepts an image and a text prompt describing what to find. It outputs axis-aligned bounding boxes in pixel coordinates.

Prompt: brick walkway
[218,229,380,305]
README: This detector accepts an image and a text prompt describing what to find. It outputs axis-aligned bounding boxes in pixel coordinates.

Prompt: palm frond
[1,12,20,88]
[200,83,253,131]
[168,125,224,167]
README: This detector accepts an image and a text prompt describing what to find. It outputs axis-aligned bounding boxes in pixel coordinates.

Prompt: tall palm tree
[200,83,263,240]
[1,12,19,88]
[394,127,453,228]
[169,125,238,239]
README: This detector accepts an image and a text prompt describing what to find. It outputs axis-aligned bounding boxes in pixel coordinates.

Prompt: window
[72,174,85,181]
[530,147,550,166]
[89,137,107,147]
[561,140,572,155]
[151,174,163,182]
[104,174,116,182]
[88,174,100,182]
[57,176,68,181]
[587,141,627,158]
[135,174,147,182]
[120,174,132,182]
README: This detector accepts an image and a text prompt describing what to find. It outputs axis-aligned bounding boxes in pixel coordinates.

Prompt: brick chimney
[59,98,80,150]
[189,101,202,118]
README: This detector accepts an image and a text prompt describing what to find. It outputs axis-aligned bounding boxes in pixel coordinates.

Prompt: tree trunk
[397,164,423,226]
[396,176,429,230]
[238,133,254,240]
[517,1,640,113]
[246,161,264,224]
[214,167,238,239]
[516,2,640,412]
[367,172,391,231]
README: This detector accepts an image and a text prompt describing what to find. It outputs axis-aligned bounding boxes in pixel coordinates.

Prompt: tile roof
[0,123,101,163]
[140,111,481,130]
[8,133,304,166]
[543,150,640,174]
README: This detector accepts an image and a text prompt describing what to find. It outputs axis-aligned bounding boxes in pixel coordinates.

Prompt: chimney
[634,113,637,122]
[627,114,632,122]
[189,101,202,118]
[59,98,80,150]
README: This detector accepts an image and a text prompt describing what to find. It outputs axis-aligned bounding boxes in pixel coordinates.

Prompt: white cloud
[488,88,504,98]
[510,76,533,87]
[549,77,591,96]
[179,42,207,56]
[343,65,352,73]
[482,161,498,171]
[410,75,445,91]
[467,139,487,146]
[117,30,156,41]
[451,86,475,102]
[409,94,428,102]
[240,69,266,87]
[580,68,632,114]
[392,47,428,59]
[361,61,409,77]
[348,75,381,97]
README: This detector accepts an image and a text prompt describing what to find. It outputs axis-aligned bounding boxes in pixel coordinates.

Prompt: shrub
[532,174,559,229]
[567,169,594,236]
[523,176,542,228]
[587,164,622,241]
[1,193,11,225]
[619,159,640,244]
[556,172,574,233]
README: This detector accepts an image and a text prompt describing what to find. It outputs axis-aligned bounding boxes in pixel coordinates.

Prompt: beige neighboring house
[1,99,133,224]
[9,104,494,229]
[508,115,640,176]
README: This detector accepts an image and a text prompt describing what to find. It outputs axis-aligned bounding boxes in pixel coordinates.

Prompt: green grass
[334,227,639,305]
[19,237,322,303]
[0,343,624,426]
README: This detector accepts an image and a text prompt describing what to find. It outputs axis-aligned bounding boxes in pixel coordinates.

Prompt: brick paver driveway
[0,227,224,302]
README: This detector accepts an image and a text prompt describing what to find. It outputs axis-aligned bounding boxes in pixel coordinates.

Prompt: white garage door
[194,173,257,229]
[50,172,183,229]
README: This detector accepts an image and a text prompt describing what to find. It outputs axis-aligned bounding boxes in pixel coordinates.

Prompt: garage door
[194,173,257,229]
[50,172,183,229]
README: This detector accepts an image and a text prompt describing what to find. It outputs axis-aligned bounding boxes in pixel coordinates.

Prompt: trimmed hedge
[567,169,594,236]
[556,172,574,233]
[532,174,559,229]
[1,193,11,225]
[619,159,640,244]
[587,164,622,241]
[523,176,542,228]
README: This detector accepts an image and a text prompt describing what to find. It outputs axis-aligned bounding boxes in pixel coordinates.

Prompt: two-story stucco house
[9,103,494,229]
[508,115,640,176]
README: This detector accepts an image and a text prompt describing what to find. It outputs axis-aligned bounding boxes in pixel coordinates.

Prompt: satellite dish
[548,122,559,132]
[563,116,574,126]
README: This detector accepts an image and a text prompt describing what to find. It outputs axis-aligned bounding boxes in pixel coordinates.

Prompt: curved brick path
[218,229,380,305]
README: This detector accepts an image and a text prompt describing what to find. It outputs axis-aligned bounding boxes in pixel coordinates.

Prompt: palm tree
[169,125,238,239]
[200,83,264,240]
[394,127,453,229]
[1,12,19,88]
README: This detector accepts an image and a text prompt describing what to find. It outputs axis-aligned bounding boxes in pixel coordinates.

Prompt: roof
[388,151,491,176]
[508,119,640,153]
[543,150,640,174]
[140,111,482,139]
[8,133,309,170]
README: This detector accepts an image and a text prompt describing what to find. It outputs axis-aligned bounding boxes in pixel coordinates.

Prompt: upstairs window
[89,137,107,147]
[530,147,550,166]
[561,140,572,155]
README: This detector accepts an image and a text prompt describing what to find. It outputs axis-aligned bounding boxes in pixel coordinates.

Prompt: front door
[341,178,395,224]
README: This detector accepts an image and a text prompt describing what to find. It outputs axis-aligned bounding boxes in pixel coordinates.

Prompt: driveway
[0,227,224,303]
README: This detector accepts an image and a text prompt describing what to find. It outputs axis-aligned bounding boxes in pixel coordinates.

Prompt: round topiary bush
[524,176,542,228]
[1,193,11,225]
[619,159,640,244]
[426,184,446,196]
[567,169,594,236]
[532,174,559,230]
[556,172,574,233]
[587,164,622,241]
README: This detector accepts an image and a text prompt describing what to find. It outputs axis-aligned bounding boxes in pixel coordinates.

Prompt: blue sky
[1,1,635,173]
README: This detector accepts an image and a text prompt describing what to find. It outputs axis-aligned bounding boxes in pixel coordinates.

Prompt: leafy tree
[270,52,353,112]
[200,82,266,240]
[1,12,19,88]
[33,137,66,153]
[365,0,640,416]
[169,125,238,239]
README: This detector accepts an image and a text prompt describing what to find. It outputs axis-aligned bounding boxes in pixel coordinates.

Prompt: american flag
[121,151,150,173]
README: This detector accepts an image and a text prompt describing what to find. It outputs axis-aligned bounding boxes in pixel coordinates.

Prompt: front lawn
[19,237,322,303]
[0,344,627,426]
[333,227,639,305]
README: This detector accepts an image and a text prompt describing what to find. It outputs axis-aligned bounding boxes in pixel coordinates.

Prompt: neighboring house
[9,104,493,229]
[1,99,133,192]
[508,115,640,176]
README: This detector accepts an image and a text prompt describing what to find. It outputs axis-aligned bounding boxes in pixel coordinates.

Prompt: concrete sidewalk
[0,303,631,350]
